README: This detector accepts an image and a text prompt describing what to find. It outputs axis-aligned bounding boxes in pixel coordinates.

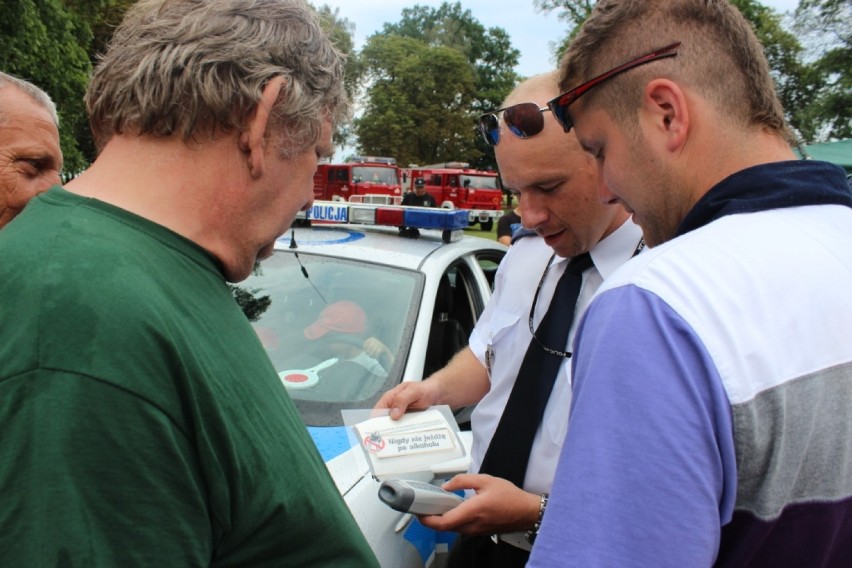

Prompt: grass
[464,226,498,240]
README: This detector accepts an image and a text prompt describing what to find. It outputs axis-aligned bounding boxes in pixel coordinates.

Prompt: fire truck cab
[314,156,402,204]
[402,162,503,231]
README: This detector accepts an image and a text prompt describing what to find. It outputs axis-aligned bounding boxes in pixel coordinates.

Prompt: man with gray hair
[0,71,62,228]
[0,1,377,566]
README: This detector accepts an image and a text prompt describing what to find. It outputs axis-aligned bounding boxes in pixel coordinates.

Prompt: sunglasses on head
[546,42,681,134]
[478,102,552,146]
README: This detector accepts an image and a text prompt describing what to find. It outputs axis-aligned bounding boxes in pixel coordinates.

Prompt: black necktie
[478,252,594,487]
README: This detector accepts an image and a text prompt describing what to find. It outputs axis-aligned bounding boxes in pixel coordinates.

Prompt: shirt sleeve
[528,285,736,568]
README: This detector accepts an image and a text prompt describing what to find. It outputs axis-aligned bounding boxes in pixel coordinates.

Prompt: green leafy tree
[1,0,92,177]
[356,35,477,166]
[315,4,363,148]
[57,0,138,171]
[365,2,520,168]
[62,0,135,64]
[381,2,519,113]
[794,0,851,140]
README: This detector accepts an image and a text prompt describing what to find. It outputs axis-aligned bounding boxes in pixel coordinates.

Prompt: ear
[641,79,689,153]
[240,76,287,178]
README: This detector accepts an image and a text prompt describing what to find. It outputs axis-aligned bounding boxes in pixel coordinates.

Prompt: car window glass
[459,175,498,190]
[423,262,482,372]
[243,252,421,426]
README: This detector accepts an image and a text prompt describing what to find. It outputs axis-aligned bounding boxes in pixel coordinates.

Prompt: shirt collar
[552,217,643,280]
[677,160,852,237]
[589,217,643,280]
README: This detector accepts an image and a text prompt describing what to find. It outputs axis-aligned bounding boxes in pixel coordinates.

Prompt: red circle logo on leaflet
[363,432,386,453]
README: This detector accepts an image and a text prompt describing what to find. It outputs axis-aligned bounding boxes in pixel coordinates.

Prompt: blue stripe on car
[276,228,365,247]
[307,426,351,462]
[403,518,438,563]
[402,518,459,563]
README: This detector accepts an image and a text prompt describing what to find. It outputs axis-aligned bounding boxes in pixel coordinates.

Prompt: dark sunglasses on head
[478,102,552,146]
[546,42,681,134]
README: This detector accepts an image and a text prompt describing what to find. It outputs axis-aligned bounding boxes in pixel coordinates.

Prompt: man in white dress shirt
[375,70,642,567]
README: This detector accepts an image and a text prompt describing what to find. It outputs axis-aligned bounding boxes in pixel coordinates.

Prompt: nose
[596,164,618,205]
[516,193,547,231]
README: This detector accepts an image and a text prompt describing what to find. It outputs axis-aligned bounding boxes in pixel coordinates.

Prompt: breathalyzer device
[378,479,464,515]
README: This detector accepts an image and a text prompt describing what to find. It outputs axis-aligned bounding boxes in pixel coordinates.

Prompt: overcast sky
[322,0,802,78]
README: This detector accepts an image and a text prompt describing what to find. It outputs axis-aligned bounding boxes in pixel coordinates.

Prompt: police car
[239,201,506,567]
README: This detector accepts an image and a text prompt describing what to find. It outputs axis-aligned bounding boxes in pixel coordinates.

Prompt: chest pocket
[480,308,519,376]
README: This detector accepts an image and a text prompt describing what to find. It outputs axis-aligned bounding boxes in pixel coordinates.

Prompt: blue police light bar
[296,201,468,242]
[404,208,468,230]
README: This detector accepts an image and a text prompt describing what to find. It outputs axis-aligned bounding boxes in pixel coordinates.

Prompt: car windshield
[353,166,399,185]
[460,175,499,190]
[241,250,422,426]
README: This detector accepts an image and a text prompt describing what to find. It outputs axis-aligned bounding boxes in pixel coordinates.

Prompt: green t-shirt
[0,187,378,567]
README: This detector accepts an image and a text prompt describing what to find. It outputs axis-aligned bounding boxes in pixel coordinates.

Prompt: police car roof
[274,224,503,271]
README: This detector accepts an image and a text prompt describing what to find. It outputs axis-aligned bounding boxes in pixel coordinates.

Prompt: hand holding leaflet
[343,406,467,481]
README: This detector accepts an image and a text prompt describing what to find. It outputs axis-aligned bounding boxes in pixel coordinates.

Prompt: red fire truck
[402,162,503,231]
[313,156,402,203]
